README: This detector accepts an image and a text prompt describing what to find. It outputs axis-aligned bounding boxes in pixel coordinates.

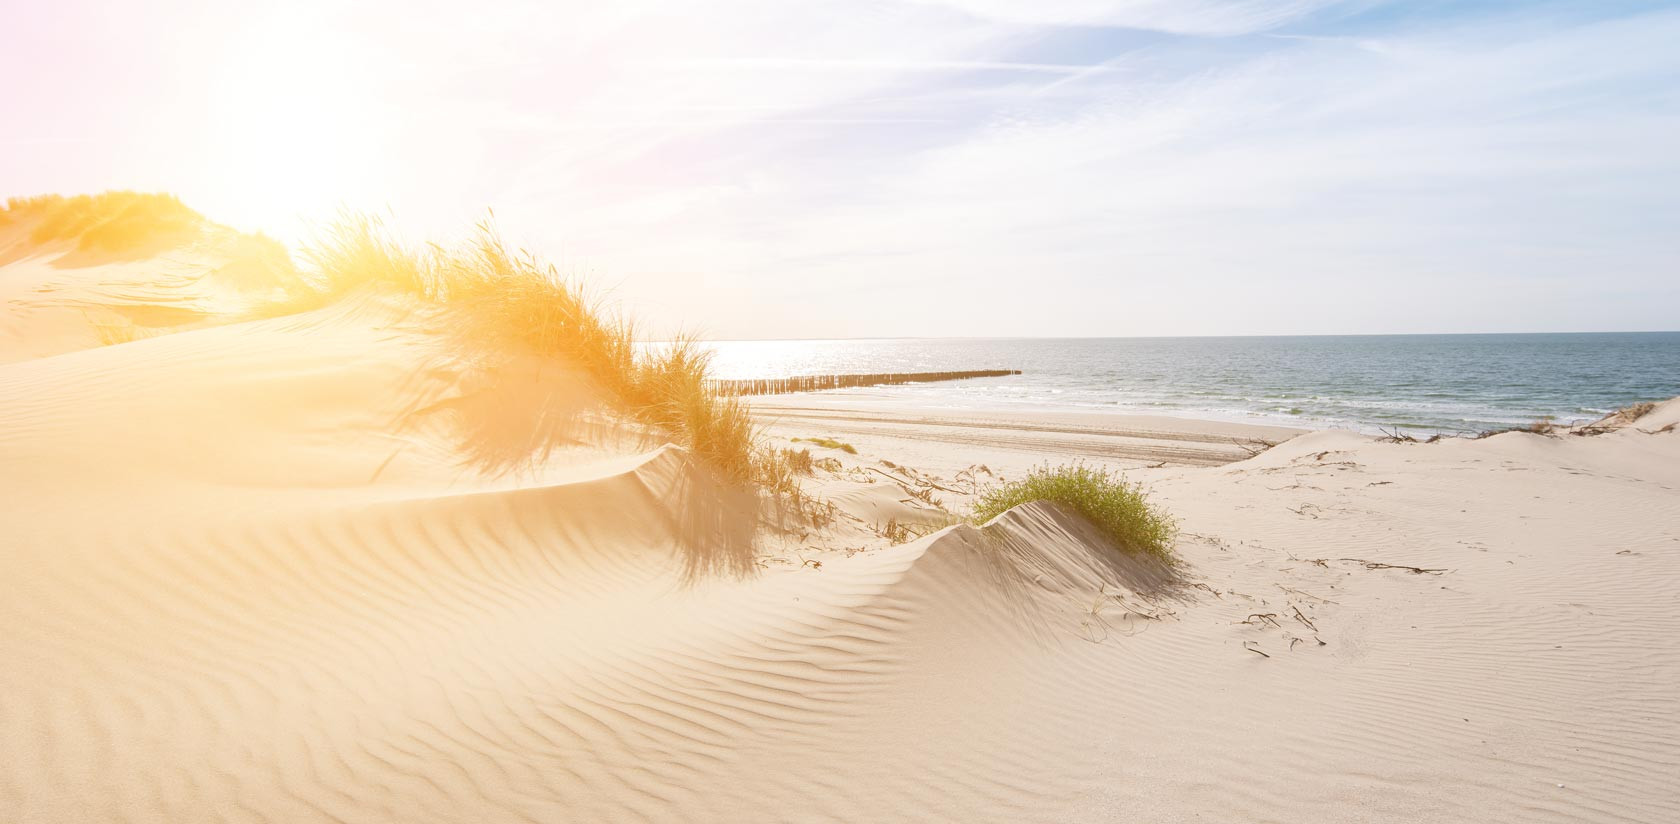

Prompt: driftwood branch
[1290,605,1317,631]
[1336,558,1449,575]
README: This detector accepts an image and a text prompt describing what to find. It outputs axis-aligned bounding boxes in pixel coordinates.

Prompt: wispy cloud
[905,0,1349,35]
[656,57,1124,75]
[532,4,1680,337]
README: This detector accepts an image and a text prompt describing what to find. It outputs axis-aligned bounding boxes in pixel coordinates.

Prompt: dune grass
[300,211,427,297]
[296,211,765,484]
[971,463,1178,561]
[5,192,204,252]
[2,195,792,492]
[1474,401,1663,439]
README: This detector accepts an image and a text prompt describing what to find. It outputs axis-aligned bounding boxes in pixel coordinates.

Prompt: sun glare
[196,10,387,239]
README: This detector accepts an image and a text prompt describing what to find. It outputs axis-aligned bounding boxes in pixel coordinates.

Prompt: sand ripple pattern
[4,304,1680,822]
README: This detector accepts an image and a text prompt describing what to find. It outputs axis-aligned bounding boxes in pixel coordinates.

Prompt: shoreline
[749,392,1308,470]
[705,334,1680,435]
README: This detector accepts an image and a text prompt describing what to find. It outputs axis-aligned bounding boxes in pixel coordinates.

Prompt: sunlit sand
[2,194,1677,823]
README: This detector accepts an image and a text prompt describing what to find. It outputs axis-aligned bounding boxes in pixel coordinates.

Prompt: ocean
[702,332,1680,434]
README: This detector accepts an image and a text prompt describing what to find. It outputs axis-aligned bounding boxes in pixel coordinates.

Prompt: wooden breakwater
[714,369,1021,397]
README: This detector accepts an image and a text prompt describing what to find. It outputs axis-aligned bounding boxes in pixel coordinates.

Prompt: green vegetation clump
[793,436,858,454]
[971,463,1177,560]
[5,192,203,252]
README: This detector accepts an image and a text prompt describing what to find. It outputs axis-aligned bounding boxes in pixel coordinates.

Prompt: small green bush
[971,463,1177,560]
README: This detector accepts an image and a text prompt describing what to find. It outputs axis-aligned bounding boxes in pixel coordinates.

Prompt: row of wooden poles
[712,369,1021,397]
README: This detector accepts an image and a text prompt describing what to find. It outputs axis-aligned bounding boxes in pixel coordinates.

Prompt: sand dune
[3,215,1678,822]
[1,207,304,365]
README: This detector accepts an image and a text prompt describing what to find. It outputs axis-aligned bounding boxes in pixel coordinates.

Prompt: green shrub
[971,463,1177,560]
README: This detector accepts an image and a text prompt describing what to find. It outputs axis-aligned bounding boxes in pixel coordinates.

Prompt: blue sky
[4,0,1677,337]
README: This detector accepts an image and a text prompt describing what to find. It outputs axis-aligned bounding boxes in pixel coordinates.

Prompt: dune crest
[1,193,305,363]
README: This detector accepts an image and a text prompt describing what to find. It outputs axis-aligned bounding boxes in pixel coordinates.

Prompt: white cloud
[903,0,1347,35]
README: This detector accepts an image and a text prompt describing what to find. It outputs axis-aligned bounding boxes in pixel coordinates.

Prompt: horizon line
[674,330,1680,343]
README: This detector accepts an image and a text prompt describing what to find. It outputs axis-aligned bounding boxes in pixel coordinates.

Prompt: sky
[4,0,1678,338]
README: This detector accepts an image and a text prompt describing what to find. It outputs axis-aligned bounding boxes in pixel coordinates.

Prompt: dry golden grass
[299,212,763,485]
[301,211,427,296]
[4,194,778,489]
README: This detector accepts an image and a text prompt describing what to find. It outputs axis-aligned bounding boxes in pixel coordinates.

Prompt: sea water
[701,333,1680,434]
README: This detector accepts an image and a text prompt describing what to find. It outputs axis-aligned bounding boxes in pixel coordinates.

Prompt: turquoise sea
[703,333,1680,434]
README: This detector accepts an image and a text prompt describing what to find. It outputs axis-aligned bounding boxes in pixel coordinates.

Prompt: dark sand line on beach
[749,399,1307,466]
